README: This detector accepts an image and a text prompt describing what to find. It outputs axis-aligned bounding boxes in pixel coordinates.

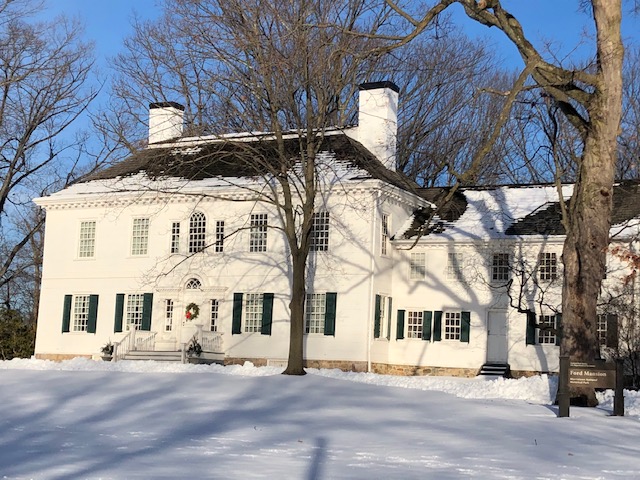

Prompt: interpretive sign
[568,361,616,389]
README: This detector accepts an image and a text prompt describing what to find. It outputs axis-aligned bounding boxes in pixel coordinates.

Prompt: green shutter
[114,294,124,333]
[261,293,274,335]
[374,295,381,339]
[141,293,153,331]
[396,310,405,340]
[555,313,562,346]
[525,311,536,345]
[324,292,337,336]
[62,295,72,333]
[232,293,243,334]
[606,314,618,349]
[433,311,442,341]
[422,311,432,341]
[387,298,393,340]
[460,311,471,343]
[87,295,99,333]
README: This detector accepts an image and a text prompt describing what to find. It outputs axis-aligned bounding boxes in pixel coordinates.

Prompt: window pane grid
[310,211,329,251]
[537,315,556,344]
[210,299,219,332]
[597,314,608,346]
[78,221,96,258]
[305,293,326,334]
[250,214,268,252]
[171,222,180,254]
[381,214,389,256]
[410,252,426,280]
[215,221,224,253]
[131,218,149,255]
[447,253,464,280]
[185,278,201,290]
[244,293,263,332]
[126,294,144,330]
[165,299,173,332]
[407,311,423,339]
[72,295,90,332]
[491,253,510,282]
[189,212,206,253]
[444,312,461,340]
[538,252,557,281]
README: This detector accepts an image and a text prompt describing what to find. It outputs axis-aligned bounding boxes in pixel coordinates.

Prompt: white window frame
[126,294,145,331]
[131,218,150,256]
[409,252,426,280]
[210,299,219,332]
[244,293,263,333]
[164,299,174,332]
[171,222,180,254]
[189,211,206,254]
[406,310,423,339]
[72,295,90,332]
[378,294,390,339]
[538,252,558,282]
[537,314,557,345]
[215,221,224,253]
[491,253,510,283]
[249,213,268,252]
[444,311,462,340]
[597,313,608,346]
[304,293,327,334]
[78,221,96,258]
[310,211,330,252]
[381,214,390,256]
[447,253,464,281]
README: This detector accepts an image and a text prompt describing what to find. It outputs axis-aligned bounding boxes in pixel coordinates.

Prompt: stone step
[123,350,182,362]
[478,362,510,377]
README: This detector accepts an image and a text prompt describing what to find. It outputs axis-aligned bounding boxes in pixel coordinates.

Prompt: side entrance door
[486,310,509,363]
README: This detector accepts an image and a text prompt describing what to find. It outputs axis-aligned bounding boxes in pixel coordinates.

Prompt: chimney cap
[358,81,399,93]
[149,101,185,111]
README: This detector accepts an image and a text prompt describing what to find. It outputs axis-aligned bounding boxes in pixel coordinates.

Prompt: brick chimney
[148,102,185,144]
[353,81,399,171]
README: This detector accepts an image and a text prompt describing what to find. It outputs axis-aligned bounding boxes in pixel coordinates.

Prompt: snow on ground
[1,358,639,479]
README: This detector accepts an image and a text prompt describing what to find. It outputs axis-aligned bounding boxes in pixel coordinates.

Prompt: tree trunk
[561,0,623,406]
[283,250,307,375]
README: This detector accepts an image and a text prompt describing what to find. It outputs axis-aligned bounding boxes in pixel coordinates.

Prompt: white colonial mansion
[33,82,636,377]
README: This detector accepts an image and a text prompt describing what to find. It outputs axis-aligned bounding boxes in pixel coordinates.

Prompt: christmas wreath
[185,302,200,321]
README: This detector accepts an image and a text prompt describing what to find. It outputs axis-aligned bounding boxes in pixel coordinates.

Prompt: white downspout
[367,190,380,373]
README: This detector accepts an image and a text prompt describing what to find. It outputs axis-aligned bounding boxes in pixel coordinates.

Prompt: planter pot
[101,355,113,362]
[187,356,207,364]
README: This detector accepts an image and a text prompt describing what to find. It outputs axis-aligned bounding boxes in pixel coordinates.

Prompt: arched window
[185,278,202,290]
[189,211,206,253]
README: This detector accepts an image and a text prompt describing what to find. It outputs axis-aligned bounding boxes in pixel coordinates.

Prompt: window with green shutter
[422,311,432,341]
[232,293,243,334]
[114,294,124,333]
[261,293,274,335]
[62,295,72,333]
[396,310,405,340]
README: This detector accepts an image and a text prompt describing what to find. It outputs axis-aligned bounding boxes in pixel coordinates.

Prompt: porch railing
[196,325,224,353]
[112,330,157,362]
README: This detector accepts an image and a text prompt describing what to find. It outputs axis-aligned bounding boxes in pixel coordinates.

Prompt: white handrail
[113,331,132,362]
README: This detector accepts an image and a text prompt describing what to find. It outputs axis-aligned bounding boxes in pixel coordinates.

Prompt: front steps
[121,350,224,365]
[478,362,510,377]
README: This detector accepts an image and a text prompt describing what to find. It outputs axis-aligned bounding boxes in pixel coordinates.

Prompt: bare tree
[0,0,97,321]
[385,0,623,405]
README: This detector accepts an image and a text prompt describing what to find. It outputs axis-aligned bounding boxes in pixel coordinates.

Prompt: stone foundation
[372,362,479,378]
[35,353,92,361]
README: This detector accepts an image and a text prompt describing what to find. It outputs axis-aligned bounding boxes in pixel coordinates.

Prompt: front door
[486,310,508,363]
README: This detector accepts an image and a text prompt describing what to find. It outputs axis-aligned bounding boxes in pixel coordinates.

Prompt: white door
[486,310,508,363]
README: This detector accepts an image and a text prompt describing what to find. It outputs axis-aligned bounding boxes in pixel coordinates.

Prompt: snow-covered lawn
[1,358,640,479]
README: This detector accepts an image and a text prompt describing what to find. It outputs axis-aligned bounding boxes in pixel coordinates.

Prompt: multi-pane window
[381,214,390,256]
[407,311,423,339]
[171,222,180,254]
[215,221,224,253]
[72,295,90,332]
[377,295,390,339]
[447,253,464,281]
[491,253,510,282]
[131,218,149,255]
[305,293,326,334]
[126,294,145,330]
[310,211,330,252]
[185,278,201,290]
[410,252,426,280]
[444,312,462,340]
[210,299,219,332]
[78,221,96,258]
[164,299,174,332]
[244,293,263,332]
[538,252,558,282]
[537,314,557,344]
[189,211,206,253]
[250,214,268,252]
